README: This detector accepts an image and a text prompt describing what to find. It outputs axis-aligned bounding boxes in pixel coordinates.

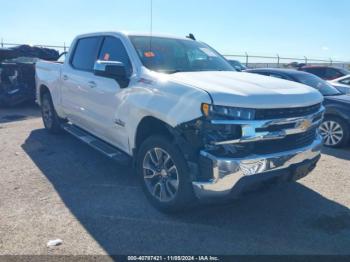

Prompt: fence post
[277,54,280,68]
[245,52,249,67]
[329,58,333,66]
[63,42,66,52]
[1,38,3,48]
[304,56,308,65]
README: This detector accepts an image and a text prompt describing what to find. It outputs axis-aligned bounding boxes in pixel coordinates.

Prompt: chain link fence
[0,39,68,53]
[224,53,350,69]
[1,39,349,69]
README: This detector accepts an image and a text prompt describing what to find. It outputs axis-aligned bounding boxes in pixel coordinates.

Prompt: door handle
[88,81,97,88]
[63,75,68,81]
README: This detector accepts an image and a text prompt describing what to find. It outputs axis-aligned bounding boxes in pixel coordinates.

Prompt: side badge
[114,119,125,127]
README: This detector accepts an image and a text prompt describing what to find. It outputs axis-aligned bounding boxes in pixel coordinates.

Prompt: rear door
[61,36,103,130]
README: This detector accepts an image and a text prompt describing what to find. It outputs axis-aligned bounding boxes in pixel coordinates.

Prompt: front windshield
[129,36,234,74]
[295,73,342,96]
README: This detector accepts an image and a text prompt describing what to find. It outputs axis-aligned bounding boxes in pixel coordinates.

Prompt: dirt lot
[0,105,349,255]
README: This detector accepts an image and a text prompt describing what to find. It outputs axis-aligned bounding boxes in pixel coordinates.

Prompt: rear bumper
[192,134,322,199]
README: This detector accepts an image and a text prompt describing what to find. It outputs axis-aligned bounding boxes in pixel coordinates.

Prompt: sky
[0,0,349,61]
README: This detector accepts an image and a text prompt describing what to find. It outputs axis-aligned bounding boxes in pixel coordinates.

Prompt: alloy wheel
[319,120,344,146]
[143,147,179,202]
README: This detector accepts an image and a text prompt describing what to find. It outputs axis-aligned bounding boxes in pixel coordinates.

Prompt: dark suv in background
[299,66,349,80]
[246,68,350,148]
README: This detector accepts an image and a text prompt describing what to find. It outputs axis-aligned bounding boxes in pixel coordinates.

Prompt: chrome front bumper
[192,134,323,199]
[211,107,324,145]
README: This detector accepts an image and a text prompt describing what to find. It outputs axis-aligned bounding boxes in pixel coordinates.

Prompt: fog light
[217,160,240,177]
[240,159,267,176]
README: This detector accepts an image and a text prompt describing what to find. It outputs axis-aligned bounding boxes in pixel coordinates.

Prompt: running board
[62,123,131,166]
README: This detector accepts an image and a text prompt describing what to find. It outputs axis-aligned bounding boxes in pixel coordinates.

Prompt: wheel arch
[134,116,175,154]
[39,84,51,104]
[324,106,350,123]
[324,112,350,129]
[132,115,203,180]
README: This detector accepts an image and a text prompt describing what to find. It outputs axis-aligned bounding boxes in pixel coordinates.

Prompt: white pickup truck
[36,32,324,211]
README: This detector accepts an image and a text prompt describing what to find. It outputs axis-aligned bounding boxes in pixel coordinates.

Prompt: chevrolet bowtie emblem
[299,119,312,131]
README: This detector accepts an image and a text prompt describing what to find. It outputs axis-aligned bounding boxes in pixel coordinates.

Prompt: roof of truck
[75,31,192,41]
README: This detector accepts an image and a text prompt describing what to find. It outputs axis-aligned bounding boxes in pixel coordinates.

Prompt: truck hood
[169,71,323,108]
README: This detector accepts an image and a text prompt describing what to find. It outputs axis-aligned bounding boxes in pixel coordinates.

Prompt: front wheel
[319,116,349,148]
[136,135,195,212]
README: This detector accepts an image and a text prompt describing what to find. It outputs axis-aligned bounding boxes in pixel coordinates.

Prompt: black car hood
[324,94,350,104]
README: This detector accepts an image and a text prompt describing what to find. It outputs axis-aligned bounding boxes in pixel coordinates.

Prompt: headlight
[202,103,255,120]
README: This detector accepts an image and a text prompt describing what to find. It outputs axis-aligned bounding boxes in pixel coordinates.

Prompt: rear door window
[71,37,102,71]
[98,36,132,76]
[325,68,343,80]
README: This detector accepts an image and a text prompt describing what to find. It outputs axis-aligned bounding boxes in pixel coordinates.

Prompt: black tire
[136,135,196,212]
[320,116,350,148]
[41,92,62,134]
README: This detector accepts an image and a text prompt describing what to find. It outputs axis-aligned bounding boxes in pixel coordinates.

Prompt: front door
[82,36,134,152]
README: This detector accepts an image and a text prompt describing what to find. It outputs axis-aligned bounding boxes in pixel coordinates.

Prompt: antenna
[149,0,153,51]
[186,33,196,41]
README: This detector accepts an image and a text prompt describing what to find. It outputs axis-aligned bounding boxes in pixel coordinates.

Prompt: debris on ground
[46,239,63,247]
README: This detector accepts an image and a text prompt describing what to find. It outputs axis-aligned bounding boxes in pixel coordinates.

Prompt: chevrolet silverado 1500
[36,32,324,211]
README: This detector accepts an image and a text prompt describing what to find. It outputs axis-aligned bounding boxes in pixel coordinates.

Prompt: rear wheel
[41,92,62,134]
[136,135,195,212]
[319,116,349,148]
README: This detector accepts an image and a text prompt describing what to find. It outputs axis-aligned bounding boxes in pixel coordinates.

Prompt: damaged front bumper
[192,134,322,199]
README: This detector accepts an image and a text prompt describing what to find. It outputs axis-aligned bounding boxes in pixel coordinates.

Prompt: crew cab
[36,32,324,211]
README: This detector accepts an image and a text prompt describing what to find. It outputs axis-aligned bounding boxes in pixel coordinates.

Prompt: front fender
[115,80,211,154]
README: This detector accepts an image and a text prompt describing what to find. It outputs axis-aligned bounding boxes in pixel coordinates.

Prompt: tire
[41,92,62,134]
[136,135,196,212]
[319,116,350,148]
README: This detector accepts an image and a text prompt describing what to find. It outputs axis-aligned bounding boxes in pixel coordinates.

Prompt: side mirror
[93,60,129,88]
[234,66,242,72]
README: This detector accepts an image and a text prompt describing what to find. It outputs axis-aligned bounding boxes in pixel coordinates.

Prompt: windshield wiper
[324,93,342,96]
[156,69,185,74]
[168,70,184,74]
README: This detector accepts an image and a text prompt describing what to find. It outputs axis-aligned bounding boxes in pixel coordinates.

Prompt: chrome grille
[255,103,322,120]
[252,127,318,154]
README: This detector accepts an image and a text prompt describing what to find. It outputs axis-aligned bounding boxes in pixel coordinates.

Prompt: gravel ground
[0,104,349,255]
